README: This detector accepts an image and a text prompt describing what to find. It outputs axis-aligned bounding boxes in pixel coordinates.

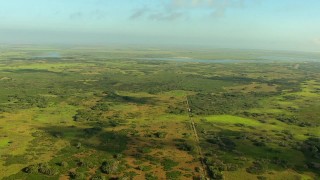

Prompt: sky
[0,0,320,51]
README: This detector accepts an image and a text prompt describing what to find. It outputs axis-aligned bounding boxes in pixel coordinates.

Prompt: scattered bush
[176,142,195,152]
[124,171,138,179]
[208,166,224,180]
[101,159,120,174]
[138,165,152,171]
[138,147,152,154]
[246,161,266,174]
[38,163,59,176]
[69,171,85,179]
[301,137,320,159]
[145,173,158,180]
[22,165,38,173]
[166,171,181,180]
[22,163,58,176]
[257,176,267,180]
[207,136,236,151]
[161,158,179,171]
[154,131,167,138]
[58,161,68,167]
[91,175,106,180]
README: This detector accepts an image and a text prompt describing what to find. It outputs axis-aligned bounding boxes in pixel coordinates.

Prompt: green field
[0,46,319,180]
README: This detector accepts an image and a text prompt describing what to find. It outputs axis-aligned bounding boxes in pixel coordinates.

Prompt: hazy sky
[0,0,320,51]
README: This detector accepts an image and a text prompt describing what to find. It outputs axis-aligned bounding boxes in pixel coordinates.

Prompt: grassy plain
[0,46,319,179]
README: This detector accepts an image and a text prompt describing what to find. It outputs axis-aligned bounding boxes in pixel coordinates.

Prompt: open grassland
[0,46,320,179]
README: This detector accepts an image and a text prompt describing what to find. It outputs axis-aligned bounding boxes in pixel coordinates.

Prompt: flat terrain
[0,46,319,180]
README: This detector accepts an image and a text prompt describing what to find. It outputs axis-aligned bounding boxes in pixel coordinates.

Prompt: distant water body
[32,52,318,63]
[33,52,61,58]
[135,57,319,63]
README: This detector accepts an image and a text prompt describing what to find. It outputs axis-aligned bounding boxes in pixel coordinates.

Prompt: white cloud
[130,0,245,21]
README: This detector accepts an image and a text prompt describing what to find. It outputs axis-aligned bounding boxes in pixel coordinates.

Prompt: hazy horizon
[1,0,320,52]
